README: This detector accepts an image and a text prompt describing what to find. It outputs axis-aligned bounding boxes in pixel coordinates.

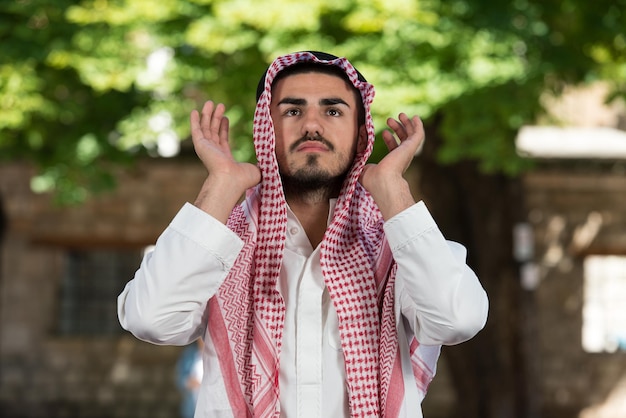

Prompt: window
[58,249,142,336]
[582,255,626,353]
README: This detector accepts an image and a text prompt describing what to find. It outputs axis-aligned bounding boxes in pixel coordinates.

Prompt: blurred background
[1,0,626,417]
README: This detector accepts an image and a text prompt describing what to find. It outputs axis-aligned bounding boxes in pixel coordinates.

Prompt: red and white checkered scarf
[207,52,437,417]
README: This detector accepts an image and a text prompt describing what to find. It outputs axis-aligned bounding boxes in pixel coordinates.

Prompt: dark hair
[256,52,367,126]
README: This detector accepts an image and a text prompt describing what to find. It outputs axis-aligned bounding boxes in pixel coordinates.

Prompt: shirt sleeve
[117,202,244,345]
[383,201,489,346]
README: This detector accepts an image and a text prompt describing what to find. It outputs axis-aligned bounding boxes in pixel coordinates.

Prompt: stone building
[0,159,206,418]
[522,160,626,418]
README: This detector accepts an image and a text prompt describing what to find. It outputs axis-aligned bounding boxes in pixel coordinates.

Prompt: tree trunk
[0,195,5,377]
[416,119,538,418]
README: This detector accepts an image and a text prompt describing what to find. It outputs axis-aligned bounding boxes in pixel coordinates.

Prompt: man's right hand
[190,101,261,223]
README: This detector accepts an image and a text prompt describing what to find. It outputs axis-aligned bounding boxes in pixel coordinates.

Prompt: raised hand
[359,113,425,220]
[191,101,261,223]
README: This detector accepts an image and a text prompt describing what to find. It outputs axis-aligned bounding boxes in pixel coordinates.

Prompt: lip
[296,141,329,152]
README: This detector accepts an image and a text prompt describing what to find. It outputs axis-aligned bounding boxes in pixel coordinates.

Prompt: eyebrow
[277,97,351,107]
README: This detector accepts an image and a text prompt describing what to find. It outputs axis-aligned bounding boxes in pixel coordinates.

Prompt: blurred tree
[1,0,624,416]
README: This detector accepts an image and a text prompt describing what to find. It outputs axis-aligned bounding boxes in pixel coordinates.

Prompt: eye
[284,108,301,117]
[326,108,342,117]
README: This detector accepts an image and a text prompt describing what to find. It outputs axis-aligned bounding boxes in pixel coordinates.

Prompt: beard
[279,133,358,201]
[282,155,345,189]
[280,154,354,202]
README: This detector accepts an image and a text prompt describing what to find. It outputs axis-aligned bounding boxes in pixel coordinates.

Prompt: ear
[357,124,368,153]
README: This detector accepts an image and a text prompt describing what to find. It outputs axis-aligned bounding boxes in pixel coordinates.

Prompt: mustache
[289,133,335,152]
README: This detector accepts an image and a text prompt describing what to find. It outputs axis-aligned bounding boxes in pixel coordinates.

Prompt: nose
[300,110,323,138]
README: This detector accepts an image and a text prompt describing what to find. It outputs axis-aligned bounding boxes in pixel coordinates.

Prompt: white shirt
[279,200,346,417]
[118,201,488,417]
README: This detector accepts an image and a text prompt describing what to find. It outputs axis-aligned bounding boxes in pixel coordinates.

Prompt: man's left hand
[359,113,425,220]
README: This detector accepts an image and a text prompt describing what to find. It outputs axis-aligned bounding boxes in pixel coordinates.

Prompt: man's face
[270,72,366,189]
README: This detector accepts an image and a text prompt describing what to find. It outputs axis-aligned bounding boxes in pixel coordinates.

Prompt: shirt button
[289,227,299,235]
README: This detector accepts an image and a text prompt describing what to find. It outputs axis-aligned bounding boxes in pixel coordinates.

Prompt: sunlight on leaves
[76,134,101,164]
[0,64,46,130]
[67,0,181,25]
[186,16,258,53]
[215,0,323,31]
[30,172,56,194]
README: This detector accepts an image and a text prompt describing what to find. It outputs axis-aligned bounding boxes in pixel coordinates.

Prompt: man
[118,51,488,417]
